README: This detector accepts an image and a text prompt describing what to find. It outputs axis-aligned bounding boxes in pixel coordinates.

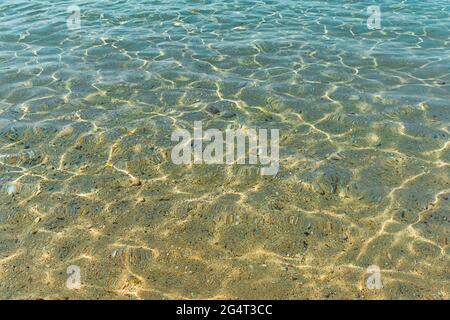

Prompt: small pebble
[5,184,17,195]
[222,111,236,119]
[206,105,220,114]
[130,178,142,187]
[329,153,344,160]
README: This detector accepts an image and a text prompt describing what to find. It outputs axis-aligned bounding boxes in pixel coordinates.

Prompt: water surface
[0,0,449,299]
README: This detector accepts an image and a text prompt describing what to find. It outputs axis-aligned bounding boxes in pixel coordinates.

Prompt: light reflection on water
[0,0,448,299]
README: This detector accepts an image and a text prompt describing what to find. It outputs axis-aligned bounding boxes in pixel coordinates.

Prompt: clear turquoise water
[0,0,449,299]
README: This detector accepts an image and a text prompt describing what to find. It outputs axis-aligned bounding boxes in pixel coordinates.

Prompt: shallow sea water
[0,0,449,299]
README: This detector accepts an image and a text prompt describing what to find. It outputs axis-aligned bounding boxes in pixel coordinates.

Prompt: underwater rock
[347,181,385,203]
[221,110,236,119]
[1,124,28,142]
[0,150,41,166]
[2,183,17,195]
[205,104,220,114]
[206,100,238,118]
[303,164,352,196]
[119,246,155,270]
[130,177,142,187]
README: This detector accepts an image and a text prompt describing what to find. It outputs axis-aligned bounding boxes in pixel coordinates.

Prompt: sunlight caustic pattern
[0,0,449,299]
